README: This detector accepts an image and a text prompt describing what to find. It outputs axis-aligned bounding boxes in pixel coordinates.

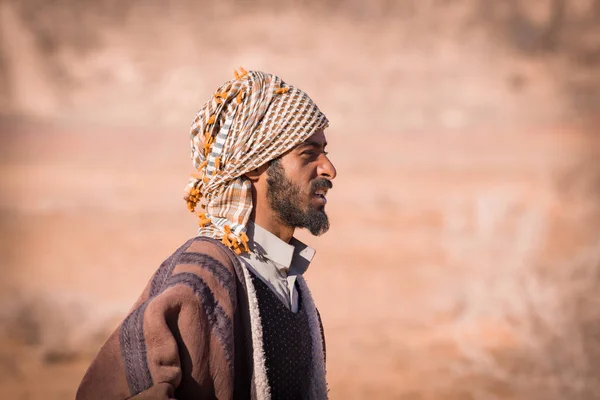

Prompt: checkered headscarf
[183,69,329,254]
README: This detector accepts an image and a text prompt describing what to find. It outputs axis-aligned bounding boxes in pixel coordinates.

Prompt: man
[76,69,337,400]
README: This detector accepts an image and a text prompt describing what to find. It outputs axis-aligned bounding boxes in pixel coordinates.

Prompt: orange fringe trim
[197,212,211,227]
[186,187,201,212]
[221,225,233,247]
[234,67,248,80]
[220,226,250,254]
[203,132,215,156]
[240,232,250,253]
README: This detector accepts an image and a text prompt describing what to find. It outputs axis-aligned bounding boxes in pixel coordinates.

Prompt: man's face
[266,129,337,236]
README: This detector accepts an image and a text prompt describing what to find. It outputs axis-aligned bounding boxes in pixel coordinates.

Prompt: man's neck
[251,215,295,243]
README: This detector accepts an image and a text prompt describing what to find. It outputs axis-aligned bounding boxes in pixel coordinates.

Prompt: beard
[266,159,332,236]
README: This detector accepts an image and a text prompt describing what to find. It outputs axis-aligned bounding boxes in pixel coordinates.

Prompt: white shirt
[238,221,315,313]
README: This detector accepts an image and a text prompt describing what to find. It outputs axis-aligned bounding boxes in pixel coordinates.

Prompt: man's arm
[76,283,210,399]
[76,238,239,400]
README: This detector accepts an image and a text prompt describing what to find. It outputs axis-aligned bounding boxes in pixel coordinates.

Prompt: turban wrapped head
[183,69,329,254]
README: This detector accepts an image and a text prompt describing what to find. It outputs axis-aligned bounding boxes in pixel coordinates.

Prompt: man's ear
[244,162,270,183]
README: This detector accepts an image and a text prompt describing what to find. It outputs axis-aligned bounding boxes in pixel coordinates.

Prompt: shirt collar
[245,221,315,275]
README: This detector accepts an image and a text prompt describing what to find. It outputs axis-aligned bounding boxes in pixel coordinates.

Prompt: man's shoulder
[148,236,241,299]
[179,236,236,262]
[170,236,241,274]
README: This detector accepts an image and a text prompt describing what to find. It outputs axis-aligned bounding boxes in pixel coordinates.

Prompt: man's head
[184,69,333,251]
[264,129,336,236]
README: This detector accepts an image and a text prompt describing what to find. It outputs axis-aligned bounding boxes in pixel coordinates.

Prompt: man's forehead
[299,129,327,147]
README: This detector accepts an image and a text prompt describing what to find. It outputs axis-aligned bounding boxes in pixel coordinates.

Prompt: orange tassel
[221,235,232,247]
[186,198,196,212]
[191,159,208,179]
[234,67,248,80]
[275,87,289,94]
[207,115,216,124]
[240,232,250,253]
[214,157,221,170]
[203,133,214,154]
[231,240,243,255]
[236,91,243,104]
[197,212,211,227]
[186,187,201,212]
[189,187,200,198]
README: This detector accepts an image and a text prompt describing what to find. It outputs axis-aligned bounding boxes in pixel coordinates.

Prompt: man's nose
[318,154,337,180]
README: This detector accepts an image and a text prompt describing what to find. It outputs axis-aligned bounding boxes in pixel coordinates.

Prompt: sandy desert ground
[1,1,600,399]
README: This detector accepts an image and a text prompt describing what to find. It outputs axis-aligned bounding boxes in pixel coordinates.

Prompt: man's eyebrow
[296,140,327,149]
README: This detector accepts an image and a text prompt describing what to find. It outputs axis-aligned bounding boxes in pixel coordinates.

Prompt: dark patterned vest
[248,271,314,399]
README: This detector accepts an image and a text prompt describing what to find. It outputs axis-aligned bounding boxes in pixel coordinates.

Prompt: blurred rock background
[0,0,599,398]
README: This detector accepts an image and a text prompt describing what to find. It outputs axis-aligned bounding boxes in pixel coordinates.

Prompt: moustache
[310,178,333,192]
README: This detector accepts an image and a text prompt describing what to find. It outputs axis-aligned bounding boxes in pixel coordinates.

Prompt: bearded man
[76,69,337,400]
